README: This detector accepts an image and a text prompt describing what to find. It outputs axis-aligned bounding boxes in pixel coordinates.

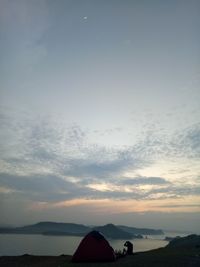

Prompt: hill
[167,234,200,248]
[118,225,164,235]
[0,221,163,238]
[93,223,134,239]
[0,222,90,235]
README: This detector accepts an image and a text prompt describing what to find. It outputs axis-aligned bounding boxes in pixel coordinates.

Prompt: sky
[0,0,200,232]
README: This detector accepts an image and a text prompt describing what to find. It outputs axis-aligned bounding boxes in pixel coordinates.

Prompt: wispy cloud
[118,177,171,185]
[0,171,199,204]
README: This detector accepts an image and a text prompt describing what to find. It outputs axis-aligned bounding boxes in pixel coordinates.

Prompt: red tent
[72,230,116,262]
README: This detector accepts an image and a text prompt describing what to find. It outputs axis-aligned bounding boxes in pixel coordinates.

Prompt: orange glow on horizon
[30,195,200,214]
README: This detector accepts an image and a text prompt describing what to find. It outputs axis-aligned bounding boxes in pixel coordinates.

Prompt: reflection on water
[0,234,170,256]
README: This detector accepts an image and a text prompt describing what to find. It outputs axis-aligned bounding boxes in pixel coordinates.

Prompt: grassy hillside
[0,246,200,267]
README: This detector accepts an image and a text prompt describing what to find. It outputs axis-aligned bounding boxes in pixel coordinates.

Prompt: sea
[0,231,190,256]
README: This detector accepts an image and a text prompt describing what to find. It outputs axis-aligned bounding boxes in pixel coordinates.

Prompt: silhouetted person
[124,241,133,255]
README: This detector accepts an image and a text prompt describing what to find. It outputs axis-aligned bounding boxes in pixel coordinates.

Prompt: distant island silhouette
[0,221,163,239]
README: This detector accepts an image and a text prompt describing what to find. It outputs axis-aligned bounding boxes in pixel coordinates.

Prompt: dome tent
[72,230,116,262]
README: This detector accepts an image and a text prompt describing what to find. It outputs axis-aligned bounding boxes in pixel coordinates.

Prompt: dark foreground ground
[0,246,200,267]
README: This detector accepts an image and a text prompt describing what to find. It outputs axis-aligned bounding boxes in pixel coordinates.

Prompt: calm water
[0,234,170,256]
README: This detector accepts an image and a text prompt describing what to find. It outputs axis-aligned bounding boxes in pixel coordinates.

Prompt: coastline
[0,233,168,256]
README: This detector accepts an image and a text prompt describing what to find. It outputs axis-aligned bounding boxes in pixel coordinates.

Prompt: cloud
[130,120,200,161]
[0,172,144,202]
[178,124,200,158]
[0,109,200,205]
[63,152,142,180]
[0,108,148,180]
[0,171,199,204]
[0,172,98,202]
[168,124,200,159]
[153,204,200,208]
[118,176,171,185]
[0,173,70,202]
[147,184,200,200]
